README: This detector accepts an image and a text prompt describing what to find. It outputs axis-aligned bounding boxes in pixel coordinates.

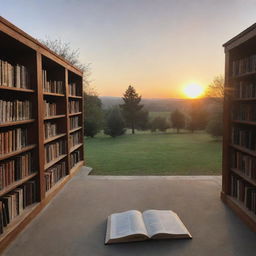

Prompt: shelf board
[0,119,35,128]
[0,86,35,93]
[43,92,65,97]
[231,168,256,186]
[232,120,256,126]
[69,143,83,153]
[44,133,66,144]
[45,175,69,198]
[44,114,66,121]
[69,112,82,117]
[232,71,256,79]
[230,144,256,157]
[69,160,84,174]
[44,154,67,170]
[0,203,39,244]
[0,144,36,161]
[68,95,82,99]
[0,173,37,197]
[233,98,256,102]
[69,127,82,134]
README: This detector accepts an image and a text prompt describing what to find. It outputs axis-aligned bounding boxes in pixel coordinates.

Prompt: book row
[44,101,57,117]
[44,139,66,164]
[0,152,34,191]
[68,100,80,114]
[70,150,81,168]
[232,150,256,180]
[232,127,256,151]
[0,180,36,234]
[68,83,79,96]
[230,175,256,214]
[0,100,31,123]
[44,122,57,139]
[232,55,256,76]
[234,81,256,99]
[232,104,256,121]
[0,128,28,155]
[70,131,82,148]
[70,116,80,130]
[42,70,64,94]
[0,59,30,89]
[45,161,66,191]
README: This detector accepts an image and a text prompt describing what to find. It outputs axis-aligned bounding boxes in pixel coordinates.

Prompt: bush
[84,119,99,138]
[150,117,169,132]
[206,110,223,137]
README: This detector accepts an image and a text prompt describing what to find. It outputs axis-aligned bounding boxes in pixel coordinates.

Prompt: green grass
[85,131,222,175]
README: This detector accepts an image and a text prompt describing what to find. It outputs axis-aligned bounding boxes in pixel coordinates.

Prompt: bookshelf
[0,17,84,250]
[222,23,256,232]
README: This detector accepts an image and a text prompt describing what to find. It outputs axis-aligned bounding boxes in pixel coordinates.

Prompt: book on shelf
[105,210,192,244]
[232,127,256,151]
[0,59,30,89]
[0,180,36,234]
[44,122,57,139]
[44,139,66,164]
[230,175,256,214]
[68,100,80,114]
[44,100,57,117]
[45,161,66,191]
[70,150,81,168]
[0,128,28,155]
[70,116,79,130]
[42,70,64,94]
[0,152,34,190]
[0,100,32,123]
[70,131,82,148]
[232,104,256,122]
[232,55,256,77]
[234,81,256,99]
[68,82,79,96]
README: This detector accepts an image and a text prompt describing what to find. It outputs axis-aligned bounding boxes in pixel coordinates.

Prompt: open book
[105,210,192,244]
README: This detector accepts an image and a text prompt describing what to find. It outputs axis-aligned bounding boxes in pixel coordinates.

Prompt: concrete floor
[3,168,256,256]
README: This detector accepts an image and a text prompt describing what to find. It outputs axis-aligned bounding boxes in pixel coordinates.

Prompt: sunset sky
[1,0,256,98]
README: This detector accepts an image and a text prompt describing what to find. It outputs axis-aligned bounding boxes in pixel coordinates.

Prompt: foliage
[170,109,186,133]
[85,132,222,175]
[150,117,169,132]
[206,108,223,137]
[120,85,143,134]
[84,93,103,138]
[205,75,224,103]
[104,107,126,137]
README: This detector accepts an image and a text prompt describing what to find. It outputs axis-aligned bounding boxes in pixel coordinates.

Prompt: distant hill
[100,96,218,114]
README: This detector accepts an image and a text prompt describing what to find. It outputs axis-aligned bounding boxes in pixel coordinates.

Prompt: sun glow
[183,83,204,99]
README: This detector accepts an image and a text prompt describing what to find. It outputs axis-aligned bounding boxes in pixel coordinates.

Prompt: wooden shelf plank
[0,144,36,161]
[44,154,67,170]
[231,168,256,186]
[69,127,82,134]
[68,95,82,99]
[44,133,66,144]
[44,114,65,121]
[69,160,84,174]
[230,144,256,157]
[43,92,65,97]
[232,120,256,126]
[233,98,256,102]
[232,71,256,79]
[69,143,83,153]
[0,119,35,128]
[0,173,37,197]
[69,112,82,117]
[0,86,34,93]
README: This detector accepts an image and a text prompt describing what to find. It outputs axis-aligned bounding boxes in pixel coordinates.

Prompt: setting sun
[183,83,204,99]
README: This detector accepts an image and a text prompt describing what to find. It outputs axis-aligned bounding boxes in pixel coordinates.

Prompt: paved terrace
[3,168,256,256]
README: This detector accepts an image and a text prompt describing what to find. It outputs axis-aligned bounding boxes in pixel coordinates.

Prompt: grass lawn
[85,131,222,175]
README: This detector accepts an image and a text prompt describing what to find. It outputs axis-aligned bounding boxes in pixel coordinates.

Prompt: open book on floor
[105,209,192,244]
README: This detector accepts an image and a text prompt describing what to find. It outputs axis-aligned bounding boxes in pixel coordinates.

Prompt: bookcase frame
[222,23,256,232]
[0,17,84,251]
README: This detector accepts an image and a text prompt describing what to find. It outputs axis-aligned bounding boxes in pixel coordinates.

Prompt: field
[85,131,222,175]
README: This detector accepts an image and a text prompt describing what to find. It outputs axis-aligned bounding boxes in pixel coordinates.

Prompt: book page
[142,210,192,238]
[110,210,148,239]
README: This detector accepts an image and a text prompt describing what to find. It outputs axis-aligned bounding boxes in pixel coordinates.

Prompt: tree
[136,110,150,131]
[120,85,143,134]
[84,93,103,138]
[170,109,185,133]
[150,117,169,132]
[206,108,223,137]
[104,107,126,137]
[205,75,224,103]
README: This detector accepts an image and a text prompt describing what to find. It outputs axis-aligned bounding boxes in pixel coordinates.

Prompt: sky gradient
[1,0,256,98]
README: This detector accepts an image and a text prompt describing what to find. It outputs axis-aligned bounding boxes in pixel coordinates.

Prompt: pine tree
[120,85,143,134]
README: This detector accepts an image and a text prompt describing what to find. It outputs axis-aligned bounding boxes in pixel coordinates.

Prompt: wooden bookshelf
[0,16,84,251]
[222,23,256,232]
